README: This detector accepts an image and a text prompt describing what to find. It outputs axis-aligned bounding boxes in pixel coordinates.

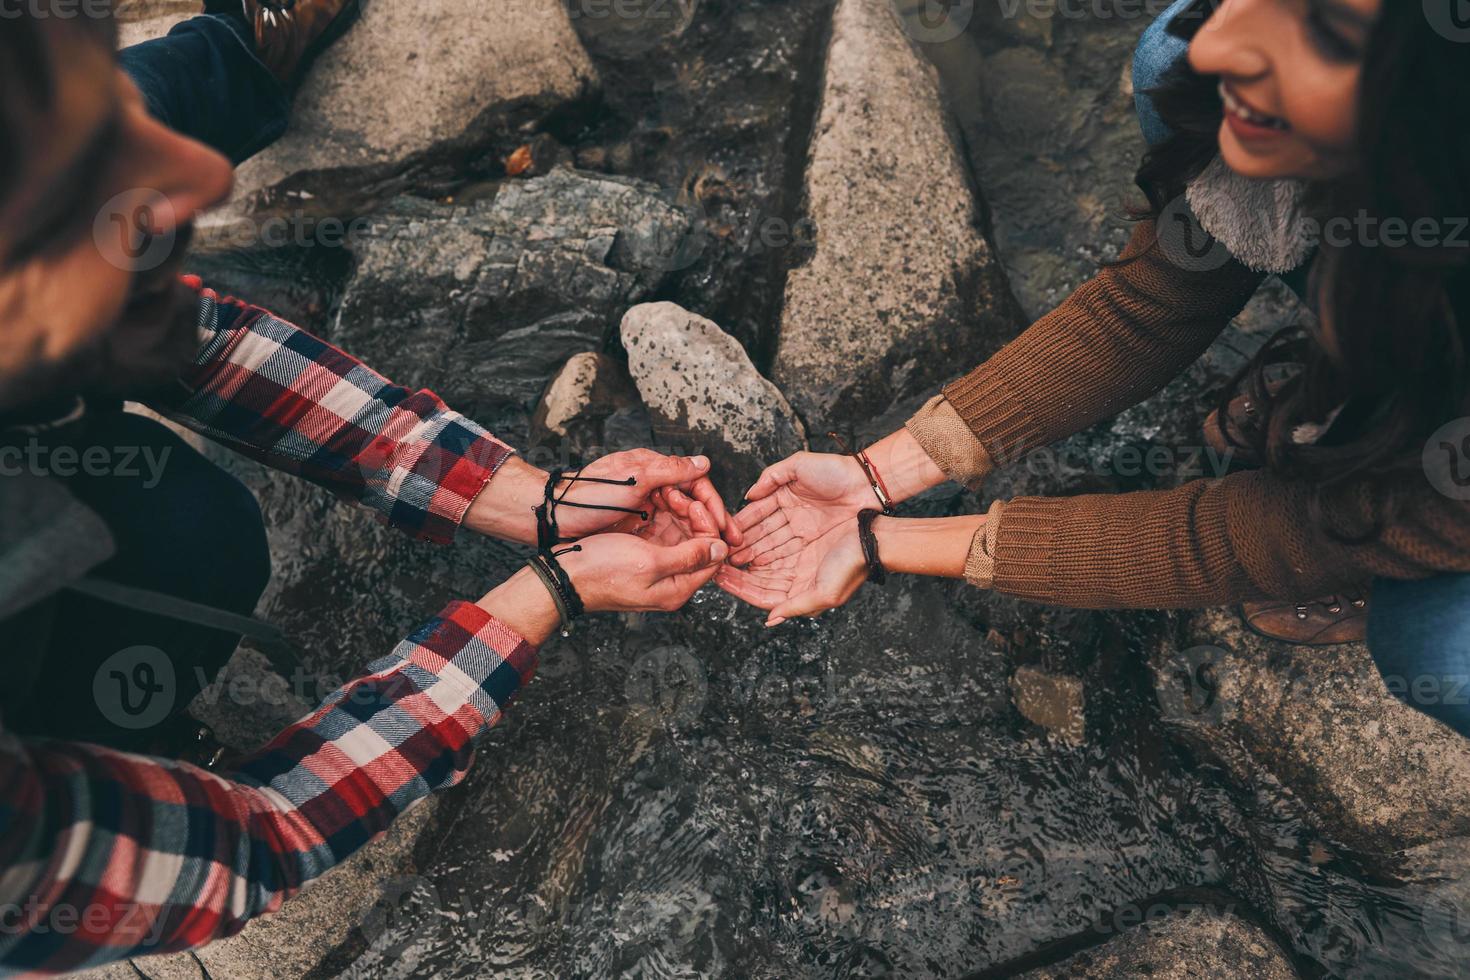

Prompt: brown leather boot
[243,0,362,89]
[1239,591,1370,646]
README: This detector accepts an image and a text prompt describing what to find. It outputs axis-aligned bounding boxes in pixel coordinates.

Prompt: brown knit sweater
[905,219,1470,609]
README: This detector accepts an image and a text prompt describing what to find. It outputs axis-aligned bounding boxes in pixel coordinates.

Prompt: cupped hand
[559,527,730,614]
[553,449,741,547]
[716,516,868,627]
[728,452,874,568]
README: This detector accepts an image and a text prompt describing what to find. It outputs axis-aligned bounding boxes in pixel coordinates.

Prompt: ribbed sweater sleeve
[992,470,1470,609]
[942,219,1266,462]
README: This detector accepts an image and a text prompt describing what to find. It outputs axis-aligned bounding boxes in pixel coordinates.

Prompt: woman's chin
[1216,125,1295,180]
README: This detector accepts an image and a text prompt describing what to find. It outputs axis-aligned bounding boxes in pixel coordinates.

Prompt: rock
[1009,666,1086,744]
[329,170,695,419]
[621,302,807,499]
[1153,607,1470,855]
[117,0,599,233]
[116,0,198,48]
[1014,907,1298,979]
[528,351,646,467]
[74,798,439,980]
[771,0,1023,431]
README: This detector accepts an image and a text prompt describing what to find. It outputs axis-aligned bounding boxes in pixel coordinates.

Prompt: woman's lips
[1219,81,1291,142]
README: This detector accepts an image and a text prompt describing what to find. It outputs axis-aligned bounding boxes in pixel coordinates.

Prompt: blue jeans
[119,13,290,164]
[1368,577,1470,738]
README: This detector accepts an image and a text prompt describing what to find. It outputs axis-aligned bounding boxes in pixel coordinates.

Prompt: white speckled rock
[622,302,806,498]
[772,0,1021,430]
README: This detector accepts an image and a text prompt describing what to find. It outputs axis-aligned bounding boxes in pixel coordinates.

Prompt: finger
[743,455,800,502]
[685,476,737,544]
[733,493,782,533]
[660,485,695,519]
[750,534,804,567]
[767,588,837,627]
[641,453,714,491]
[656,536,728,578]
[714,567,790,610]
[687,500,719,536]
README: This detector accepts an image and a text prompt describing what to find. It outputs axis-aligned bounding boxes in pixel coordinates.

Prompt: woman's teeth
[1219,83,1289,131]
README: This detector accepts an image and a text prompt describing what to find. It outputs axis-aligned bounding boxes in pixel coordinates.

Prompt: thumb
[657,536,728,578]
[744,454,800,502]
[644,453,712,490]
[766,588,832,627]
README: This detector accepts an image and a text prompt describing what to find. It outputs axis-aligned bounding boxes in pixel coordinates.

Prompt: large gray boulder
[1153,607,1470,855]
[121,0,597,228]
[771,0,1023,431]
[331,170,695,418]
[622,302,807,499]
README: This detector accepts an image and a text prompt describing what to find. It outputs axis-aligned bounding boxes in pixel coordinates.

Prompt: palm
[730,453,872,568]
[717,517,866,625]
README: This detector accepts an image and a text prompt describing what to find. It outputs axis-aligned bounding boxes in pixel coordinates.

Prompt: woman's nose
[1188,0,1272,80]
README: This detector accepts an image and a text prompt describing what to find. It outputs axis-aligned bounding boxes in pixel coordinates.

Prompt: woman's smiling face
[1187,0,1382,181]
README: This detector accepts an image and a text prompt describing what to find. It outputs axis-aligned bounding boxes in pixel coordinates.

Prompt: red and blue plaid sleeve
[152,277,515,545]
[0,601,536,977]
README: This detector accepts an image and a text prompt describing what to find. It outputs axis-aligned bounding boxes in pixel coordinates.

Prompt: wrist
[864,429,947,505]
[464,457,560,546]
[872,514,984,578]
[476,566,562,646]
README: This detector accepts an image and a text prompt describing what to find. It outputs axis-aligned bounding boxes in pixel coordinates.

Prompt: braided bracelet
[856,509,887,585]
[535,466,649,551]
[528,545,586,637]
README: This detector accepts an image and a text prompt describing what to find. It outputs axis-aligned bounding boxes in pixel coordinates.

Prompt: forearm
[462,455,548,546]
[863,426,950,503]
[872,513,986,578]
[476,563,561,644]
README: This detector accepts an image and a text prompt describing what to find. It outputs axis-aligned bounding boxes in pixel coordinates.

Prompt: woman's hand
[728,452,874,567]
[716,517,868,627]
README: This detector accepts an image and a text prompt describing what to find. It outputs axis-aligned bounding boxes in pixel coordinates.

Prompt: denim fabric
[0,412,272,751]
[1367,575,1470,738]
[119,13,290,165]
[1132,0,1196,149]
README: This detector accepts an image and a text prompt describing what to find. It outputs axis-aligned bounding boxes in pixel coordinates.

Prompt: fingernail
[694,455,710,470]
[767,617,786,628]
[711,541,728,562]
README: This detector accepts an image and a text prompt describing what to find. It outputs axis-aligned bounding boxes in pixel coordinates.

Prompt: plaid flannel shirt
[0,282,537,977]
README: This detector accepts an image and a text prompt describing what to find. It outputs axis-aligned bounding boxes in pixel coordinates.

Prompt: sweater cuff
[962,499,1006,588]
[941,366,1041,464]
[987,495,1067,597]
[904,395,994,490]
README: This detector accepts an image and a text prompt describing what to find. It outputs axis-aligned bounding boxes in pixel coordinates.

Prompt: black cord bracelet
[857,509,886,585]
[535,466,648,550]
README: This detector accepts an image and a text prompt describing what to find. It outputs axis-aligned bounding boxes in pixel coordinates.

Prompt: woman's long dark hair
[1135,0,1470,538]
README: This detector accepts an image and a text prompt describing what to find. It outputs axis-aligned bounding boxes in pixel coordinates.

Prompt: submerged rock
[1009,666,1086,744]
[1153,607,1470,855]
[622,302,807,499]
[1015,907,1298,979]
[331,170,694,420]
[772,0,1024,431]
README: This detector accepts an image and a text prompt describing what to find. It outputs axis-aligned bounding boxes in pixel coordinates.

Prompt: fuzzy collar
[1185,154,1314,274]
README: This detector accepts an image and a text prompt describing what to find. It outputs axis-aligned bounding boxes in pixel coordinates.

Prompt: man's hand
[716,517,867,627]
[560,531,730,613]
[464,449,741,548]
[728,452,873,568]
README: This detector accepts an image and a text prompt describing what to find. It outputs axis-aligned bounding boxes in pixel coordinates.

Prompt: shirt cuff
[401,599,540,727]
[905,395,994,490]
[415,415,517,545]
[962,499,1005,589]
